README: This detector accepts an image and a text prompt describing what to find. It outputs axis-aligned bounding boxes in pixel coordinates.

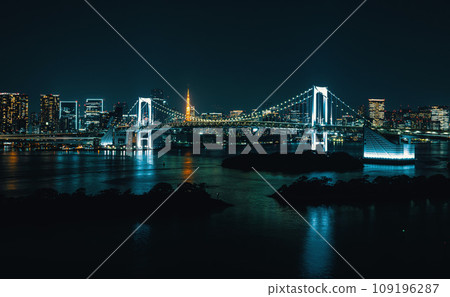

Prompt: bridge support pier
[310,129,328,152]
[137,130,152,150]
[137,97,154,150]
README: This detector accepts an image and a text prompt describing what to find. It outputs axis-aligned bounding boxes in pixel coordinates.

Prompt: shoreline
[222,151,364,173]
[0,183,232,226]
[270,174,450,207]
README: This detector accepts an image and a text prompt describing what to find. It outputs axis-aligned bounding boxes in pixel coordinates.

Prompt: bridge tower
[136,97,153,149]
[137,97,153,127]
[310,86,331,152]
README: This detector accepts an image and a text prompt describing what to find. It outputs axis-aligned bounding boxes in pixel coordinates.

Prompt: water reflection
[301,207,334,278]
[5,152,18,191]
[0,141,448,277]
[363,164,416,178]
[182,151,194,180]
[132,223,151,250]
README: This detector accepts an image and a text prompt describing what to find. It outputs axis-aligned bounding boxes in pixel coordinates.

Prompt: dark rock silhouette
[271,174,450,206]
[0,183,232,226]
[222,151,363,173]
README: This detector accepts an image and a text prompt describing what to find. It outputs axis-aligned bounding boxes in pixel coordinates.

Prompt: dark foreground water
[0,142,449,278]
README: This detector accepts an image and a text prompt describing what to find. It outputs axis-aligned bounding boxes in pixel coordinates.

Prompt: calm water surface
[0,142,448,278]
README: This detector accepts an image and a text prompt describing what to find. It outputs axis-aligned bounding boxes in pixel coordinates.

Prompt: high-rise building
[59,101,78,132]
[40,94,60,133]
[430,105,449,130]
[415,106,432,130]
[85,98,103,130]
[29,112,39,133]
[368,99,385,127]
[99,111,112,129]
[230,110,244,118]
[0,93,28,133]
[111,102,127,126]
[150,89,169,123]
[201,112,222,120]
[357,105,366,117]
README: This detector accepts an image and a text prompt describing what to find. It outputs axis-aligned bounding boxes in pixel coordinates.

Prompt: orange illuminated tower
[186,89,191,121]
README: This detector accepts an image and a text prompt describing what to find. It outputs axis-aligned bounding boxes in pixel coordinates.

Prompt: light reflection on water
[301,207,334,278]
[0,142,448,277]
[0,142,447,196]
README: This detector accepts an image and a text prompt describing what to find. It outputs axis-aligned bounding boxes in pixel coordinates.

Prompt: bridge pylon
[136,97,154,149]
[310,86,331,152]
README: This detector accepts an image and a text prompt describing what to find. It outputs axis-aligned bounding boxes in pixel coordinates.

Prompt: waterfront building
[430,105,449,131]
[40,94,60,133]
[85,98,103,130]
[59,101,78,132]
[122,114,137,126]
[28,112,39,134]
[416,107,432,130]
[357,104,366,117]
[287,109,301,122]
[230,110,244,118]
[99,111,112,129]
[0,92,28,133]
[150,89,170,123]
[201,112,223,120]
[110,102,127,126]
[363,127,415,163]
[341,114,355,126]
[368,98,385,127]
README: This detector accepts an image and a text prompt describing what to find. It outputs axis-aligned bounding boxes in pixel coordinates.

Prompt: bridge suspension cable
[328,90,371,124]
[123,86,368,127]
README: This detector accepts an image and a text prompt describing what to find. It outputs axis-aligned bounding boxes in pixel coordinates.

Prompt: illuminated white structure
[137,97,154,149]
[310,86,330,152]
[137,97,153,127]
[363,127,415,163]
[312,86,330,126]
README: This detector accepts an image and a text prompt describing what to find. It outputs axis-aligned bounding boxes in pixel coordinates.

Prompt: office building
[0,93,28,133]
[230,110,244,118]
[40,94,60,133]
[201,112,222,120]
[85,98,103,130]
[368,98,385,127]
[59,101,78,132]
[430,105,449,130]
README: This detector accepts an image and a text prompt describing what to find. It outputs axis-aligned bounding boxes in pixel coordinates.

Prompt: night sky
[1,0,449,114]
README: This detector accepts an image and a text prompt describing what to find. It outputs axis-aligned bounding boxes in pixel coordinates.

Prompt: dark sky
[1,0,449,114]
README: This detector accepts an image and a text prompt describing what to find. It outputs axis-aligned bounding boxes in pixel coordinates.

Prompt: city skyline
[1,0,450,114]
[0,0,450,285]
[2,87,449,114]
[2,86,449,136]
